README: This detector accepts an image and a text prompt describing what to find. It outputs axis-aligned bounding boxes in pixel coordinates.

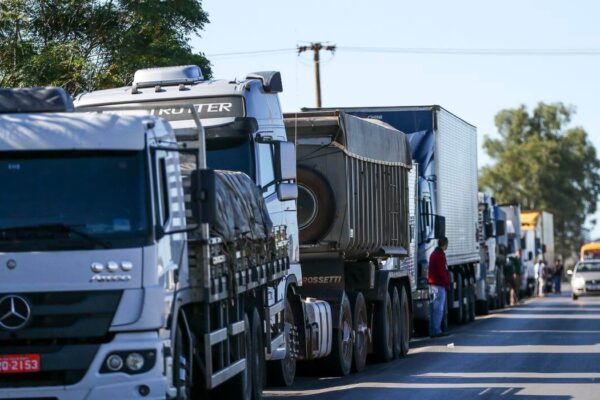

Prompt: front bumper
[0,332,168,400]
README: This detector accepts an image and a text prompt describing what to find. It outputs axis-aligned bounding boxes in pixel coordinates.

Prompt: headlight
[572,276,585,288]
[126,353,145,372]
[106,354,123,371]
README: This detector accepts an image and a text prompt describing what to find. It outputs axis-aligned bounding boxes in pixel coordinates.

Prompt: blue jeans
[554,275,561,294]
[429,285,446,336]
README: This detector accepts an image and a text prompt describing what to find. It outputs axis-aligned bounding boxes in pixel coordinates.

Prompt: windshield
[0,151,151,251]
[206,135,255,179]
[575,262,600,273]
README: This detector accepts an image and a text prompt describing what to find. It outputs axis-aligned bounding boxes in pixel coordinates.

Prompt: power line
[207,48,295,58]
[207,46,600,58]
[338,46,600,56]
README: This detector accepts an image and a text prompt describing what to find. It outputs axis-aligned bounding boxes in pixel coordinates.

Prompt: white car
[569,260,600,300]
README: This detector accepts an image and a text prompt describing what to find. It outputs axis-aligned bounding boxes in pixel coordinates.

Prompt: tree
[480,102,600,259]
[0,0,212,94]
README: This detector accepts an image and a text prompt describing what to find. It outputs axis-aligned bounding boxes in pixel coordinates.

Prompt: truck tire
[399,285,411,356]
[249,308,265,400]
[349,292,368,372]
[297,166,335,244]
[451,272,464,324]
[374,290,394,362]
[476,300,489,316]
[468,281,476,322]
[267,299,296,387]
[322,292,353,376]
[391,287,402,359]
[217,313,252,400]
[173,323,192,400]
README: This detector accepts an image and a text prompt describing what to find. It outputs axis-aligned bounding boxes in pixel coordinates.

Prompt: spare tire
[297,166,335,244]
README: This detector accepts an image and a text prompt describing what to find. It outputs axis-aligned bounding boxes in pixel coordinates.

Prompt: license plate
[0,354,40,373]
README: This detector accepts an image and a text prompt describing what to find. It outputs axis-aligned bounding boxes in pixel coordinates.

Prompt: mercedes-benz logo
[0,295,31,331]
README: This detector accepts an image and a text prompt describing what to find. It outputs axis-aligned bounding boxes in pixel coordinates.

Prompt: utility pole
[298,42,336,108]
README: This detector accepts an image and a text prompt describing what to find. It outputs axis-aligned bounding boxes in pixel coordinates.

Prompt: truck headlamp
[126,352,145,371]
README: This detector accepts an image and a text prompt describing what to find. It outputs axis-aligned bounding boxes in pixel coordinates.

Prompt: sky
[192,0,600,238]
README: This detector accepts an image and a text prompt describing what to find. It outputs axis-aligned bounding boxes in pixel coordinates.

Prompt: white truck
[521,211,555,275]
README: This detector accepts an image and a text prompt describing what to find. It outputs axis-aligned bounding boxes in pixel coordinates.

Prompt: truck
[475,193,507,314]
[75,65,334,391]
[499,203,527,297]
[0,85,291,400]
[283,110,415,376]
[521,211,555,267]
[306,105,480,333]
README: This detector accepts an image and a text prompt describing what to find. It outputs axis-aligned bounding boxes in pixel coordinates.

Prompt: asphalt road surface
[266,285,600,400]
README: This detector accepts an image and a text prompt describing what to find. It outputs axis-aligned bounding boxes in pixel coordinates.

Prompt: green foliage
[480,102,600,258]
[0,0,212,94]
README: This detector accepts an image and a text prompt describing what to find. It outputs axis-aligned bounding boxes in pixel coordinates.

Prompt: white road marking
[418,372,600,379]
[265,382,600,400]
[501,388,513,395]
[411,344,600,354]
[478,388,491,395]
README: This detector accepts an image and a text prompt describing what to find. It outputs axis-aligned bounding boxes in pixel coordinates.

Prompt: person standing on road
[534,257,543,297]
[538,259,548,297]
[429,236,451,337]
[554,259,564,295]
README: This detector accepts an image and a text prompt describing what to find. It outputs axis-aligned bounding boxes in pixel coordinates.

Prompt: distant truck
[521,211,555,266]
[499,203,527,297]
[309,106,480,332]
[476,193,507,314]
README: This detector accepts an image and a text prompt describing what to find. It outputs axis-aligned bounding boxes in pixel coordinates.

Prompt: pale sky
[192,0,600,238]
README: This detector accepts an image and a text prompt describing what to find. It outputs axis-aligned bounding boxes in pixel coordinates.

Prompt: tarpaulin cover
[338,113,412,166]
[212,170,273,242]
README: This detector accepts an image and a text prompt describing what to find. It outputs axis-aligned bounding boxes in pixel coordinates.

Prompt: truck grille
[0,291,122,388]
[0,291,122,343]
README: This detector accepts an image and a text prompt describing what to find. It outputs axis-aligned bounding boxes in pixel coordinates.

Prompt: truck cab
[0,88,181,399]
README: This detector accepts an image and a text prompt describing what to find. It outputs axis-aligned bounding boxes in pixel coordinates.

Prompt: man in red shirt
[428,236,450,337]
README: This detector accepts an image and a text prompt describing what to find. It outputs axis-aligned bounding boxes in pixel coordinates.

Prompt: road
[266,286,600,400]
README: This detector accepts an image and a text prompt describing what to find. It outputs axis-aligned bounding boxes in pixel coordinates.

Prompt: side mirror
[190,169,217,225]
[274,141,296,181]
[528,251,533,261]
[434,215,446,239]
[277,182,298,201]
[496,220,506,236]
[567,270,573,276]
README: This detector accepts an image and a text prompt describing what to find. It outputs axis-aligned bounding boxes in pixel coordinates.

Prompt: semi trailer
[308,105,480,332]
[0,86,290,400]
[283,110,415,376]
